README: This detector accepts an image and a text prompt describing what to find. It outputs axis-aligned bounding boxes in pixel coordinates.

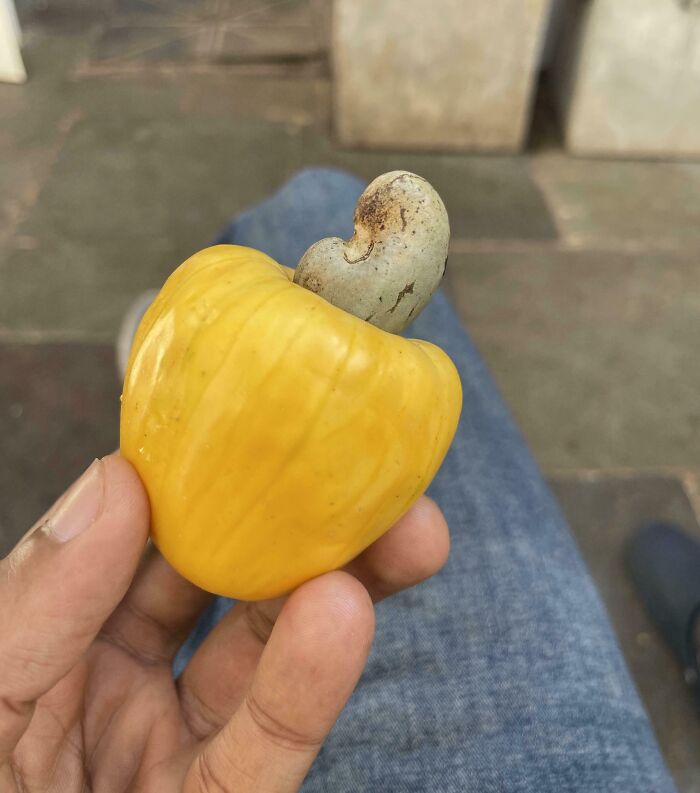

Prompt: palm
[2,456,448,792]
[18,643,186,789]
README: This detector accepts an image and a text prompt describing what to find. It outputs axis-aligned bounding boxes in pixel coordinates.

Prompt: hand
[0,453,449,791]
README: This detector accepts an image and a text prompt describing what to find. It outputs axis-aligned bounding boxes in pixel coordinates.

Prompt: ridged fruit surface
[120,245,462,600]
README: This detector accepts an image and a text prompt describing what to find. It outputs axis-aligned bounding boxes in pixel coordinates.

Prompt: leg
[178,168,676,792]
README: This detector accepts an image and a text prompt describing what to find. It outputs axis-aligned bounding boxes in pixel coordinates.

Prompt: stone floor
[3,2,700,789]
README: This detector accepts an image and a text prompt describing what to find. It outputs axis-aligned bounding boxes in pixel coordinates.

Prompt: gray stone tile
[0,113,307,340]
[88,0,327,68]
[0,145,58,247]
[0,32,97,243]
[550,473,700,793]
[298,131,559,241]
[167,73,329,129]
[92,25,193,64]
[0,26,318,342]
[533,152,700,247]
[0,343,120,556]
[445,249,700,470]
[17,0,110,29]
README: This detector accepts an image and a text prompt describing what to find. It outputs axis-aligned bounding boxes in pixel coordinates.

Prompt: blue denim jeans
[174,168,676,792]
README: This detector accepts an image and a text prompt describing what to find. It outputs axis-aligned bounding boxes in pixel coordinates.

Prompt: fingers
[99,543,213,665]
[346,495,450,601]
[95,494,446,675]
[184,572,374,793]
[177,597,284,739]
[176,496,448,736]
[0,454,149,761]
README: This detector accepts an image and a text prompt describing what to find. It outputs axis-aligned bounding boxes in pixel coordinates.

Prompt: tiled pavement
[4,2,700,788]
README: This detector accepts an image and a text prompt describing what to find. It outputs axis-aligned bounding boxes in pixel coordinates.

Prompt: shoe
[625,521,700,685]
[115,289,159,382]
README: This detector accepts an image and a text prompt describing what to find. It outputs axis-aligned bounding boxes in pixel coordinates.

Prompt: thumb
[0,453,149,761]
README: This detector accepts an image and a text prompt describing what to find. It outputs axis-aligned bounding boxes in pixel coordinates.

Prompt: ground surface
[3,2,700,789]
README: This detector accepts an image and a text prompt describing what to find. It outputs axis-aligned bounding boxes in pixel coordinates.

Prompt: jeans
[174,168,676,792]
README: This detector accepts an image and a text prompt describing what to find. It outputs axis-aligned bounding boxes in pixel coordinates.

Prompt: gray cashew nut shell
[293,171,450,334]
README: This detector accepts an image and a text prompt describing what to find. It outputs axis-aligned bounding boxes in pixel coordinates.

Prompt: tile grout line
[546,465,700,481]
[447,238,690,255]
[73,59,327,80]
[0,329,113,345]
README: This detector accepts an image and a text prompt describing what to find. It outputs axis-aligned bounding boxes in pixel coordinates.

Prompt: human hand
[1,453,449,791]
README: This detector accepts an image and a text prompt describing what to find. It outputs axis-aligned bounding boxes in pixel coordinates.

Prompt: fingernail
[43,459,105,543]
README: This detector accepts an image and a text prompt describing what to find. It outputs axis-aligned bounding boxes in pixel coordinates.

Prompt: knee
[281,166,366,199]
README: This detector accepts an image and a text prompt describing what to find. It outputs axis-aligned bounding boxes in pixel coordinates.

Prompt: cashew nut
[293,171,450,334]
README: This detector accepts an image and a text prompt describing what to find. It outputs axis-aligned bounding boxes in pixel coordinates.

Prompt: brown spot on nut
[303,275,322,293]
[353,172,416,238]
[355,185,390,235]
[388,281,415,314]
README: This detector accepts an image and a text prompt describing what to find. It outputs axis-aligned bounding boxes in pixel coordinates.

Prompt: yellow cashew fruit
[120,173,461,601]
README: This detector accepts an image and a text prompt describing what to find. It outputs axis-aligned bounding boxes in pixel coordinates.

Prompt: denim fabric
[174,168,676,792]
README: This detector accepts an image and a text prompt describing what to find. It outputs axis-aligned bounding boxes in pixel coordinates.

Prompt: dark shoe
[625,521,700,685]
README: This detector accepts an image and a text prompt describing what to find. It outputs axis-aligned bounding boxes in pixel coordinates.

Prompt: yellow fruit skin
[120,245,462,601]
